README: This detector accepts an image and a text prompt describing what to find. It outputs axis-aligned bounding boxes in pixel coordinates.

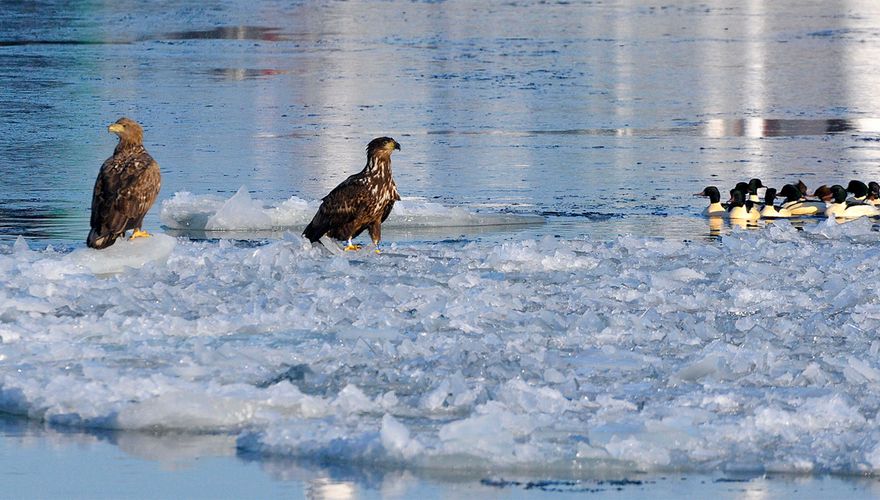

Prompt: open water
[4,0,880,497]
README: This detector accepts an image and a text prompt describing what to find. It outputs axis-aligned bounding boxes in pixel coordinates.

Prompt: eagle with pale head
[303,137,401,251]
[87,117,161,249]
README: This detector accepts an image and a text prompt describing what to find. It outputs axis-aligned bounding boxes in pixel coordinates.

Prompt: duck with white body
[825,184,880,219]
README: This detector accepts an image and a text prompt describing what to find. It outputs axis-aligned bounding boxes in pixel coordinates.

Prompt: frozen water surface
[4,219,880,481]
[5,0,880,496]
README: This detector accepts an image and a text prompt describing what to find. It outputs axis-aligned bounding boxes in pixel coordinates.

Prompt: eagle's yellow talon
[344,244,361,251]
[130,229,151,240]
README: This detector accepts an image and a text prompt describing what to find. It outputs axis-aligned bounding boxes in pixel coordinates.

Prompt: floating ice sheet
[159,187,544,234]
[2,223,880,475]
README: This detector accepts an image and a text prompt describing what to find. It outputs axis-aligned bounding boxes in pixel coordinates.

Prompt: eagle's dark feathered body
[303,137,401,248]
[87,117,161,249]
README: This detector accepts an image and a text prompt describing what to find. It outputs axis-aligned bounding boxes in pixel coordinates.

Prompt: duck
[812,184,832,202]
[746,178,764,203]
[778,184,826,216]
[733,182,761,216]
[846,180,869,203]
[759,188,792,218]
[695,186,727,216]
[796,179,810,198]
[825,184,880,218]
[728,188,760,221]
[867,181,880,206]
[733,181,765,210]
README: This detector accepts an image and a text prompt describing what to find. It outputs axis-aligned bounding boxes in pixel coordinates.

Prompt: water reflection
[701,118,876,138]
[3,413,880,497]
[0,206,83,242]
[205,68,288,81]
[423,118,880,138]
[0,40,126,47]
[306,478,357,500]
[156,26,286,41]
[707,216,723,237]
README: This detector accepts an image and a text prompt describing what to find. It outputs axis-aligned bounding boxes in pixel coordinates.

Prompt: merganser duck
[825,184,880,218]
[846,180,869,203]
[746,178,764,203]
[778,184,825,216]
[812,185,832,202]
[732,182,761,217]
[867,181,880,206]
[760,188,792,218]
[696,186,726,216]
[796,180,810,198]
[728,188,760,221]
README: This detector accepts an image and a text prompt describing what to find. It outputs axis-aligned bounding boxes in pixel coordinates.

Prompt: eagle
[86,117,161,249]
[303,137,401,251]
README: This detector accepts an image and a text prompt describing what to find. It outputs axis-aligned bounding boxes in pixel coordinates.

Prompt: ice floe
[2,219,880,475]
[159,187,544,234]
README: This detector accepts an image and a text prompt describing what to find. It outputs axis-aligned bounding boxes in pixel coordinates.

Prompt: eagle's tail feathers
[87,229,117,249]
[302,220,328,243]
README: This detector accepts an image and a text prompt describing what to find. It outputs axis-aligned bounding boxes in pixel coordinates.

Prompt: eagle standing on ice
[87,117,161,249]
[303,137,401,251]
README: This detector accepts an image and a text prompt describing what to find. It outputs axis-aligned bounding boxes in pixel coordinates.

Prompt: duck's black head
[847,180,869,198]
[748,178,764,194]
[728,188,746,208]
[778,184,802,203]
[697,186,721,203]
[830,184,848,204]
[763,187,777,205]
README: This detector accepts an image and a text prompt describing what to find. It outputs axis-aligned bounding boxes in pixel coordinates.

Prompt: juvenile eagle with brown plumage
[303,137,401,251]
[87,117,161,249]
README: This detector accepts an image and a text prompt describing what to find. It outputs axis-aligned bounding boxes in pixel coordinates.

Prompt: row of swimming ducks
[697,179,880,220]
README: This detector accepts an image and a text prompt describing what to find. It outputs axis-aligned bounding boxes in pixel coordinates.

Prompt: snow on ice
[2,217,880,475]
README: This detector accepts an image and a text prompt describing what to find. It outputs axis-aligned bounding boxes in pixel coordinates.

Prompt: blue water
[5,1,880,497]
[3,0,880,246]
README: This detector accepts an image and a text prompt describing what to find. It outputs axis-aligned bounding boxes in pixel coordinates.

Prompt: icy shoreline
[2,218,880,475]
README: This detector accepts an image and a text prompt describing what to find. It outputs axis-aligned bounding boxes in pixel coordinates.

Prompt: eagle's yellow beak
[108,123,125,134]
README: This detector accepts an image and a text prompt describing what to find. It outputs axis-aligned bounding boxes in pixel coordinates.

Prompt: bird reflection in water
[707,216,723,237]
[706,216,762,237]
[207,68,287,81]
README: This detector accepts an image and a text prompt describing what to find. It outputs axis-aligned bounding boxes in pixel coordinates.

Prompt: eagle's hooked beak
[108,123,125,134]
[393,141,401,151]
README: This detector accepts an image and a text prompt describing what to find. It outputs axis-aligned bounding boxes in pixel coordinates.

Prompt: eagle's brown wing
[302,174,372,242]
[380,180,401,223]
[88,151,161,249]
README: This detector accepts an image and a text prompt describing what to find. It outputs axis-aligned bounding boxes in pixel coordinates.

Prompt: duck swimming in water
[760,188,792,218]
[812,185,832,202]
[825,184,880,218]
[846,180,869,202]
[746,178,764,203]
[696,186,727,216]
[728,188,760,221]
[778,184,826,216]
[867,181,880,206]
